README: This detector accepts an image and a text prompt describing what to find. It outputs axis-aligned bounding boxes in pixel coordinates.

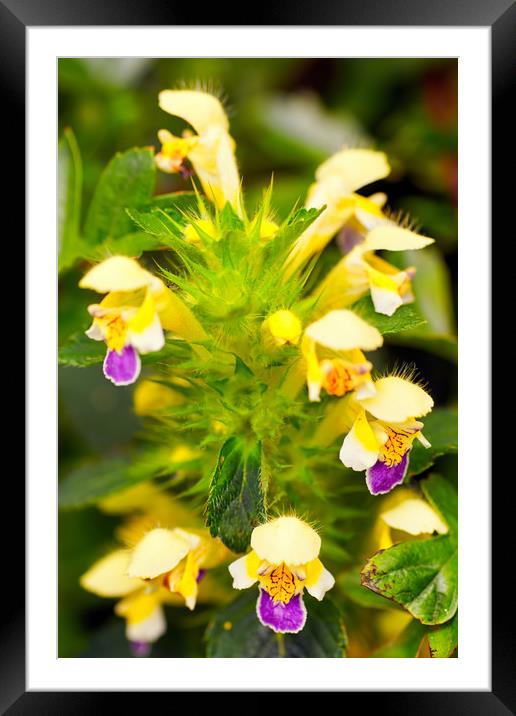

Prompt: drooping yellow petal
[228,550,262,589]
[366,265,404,317]
[360,376,434,422]
[251,516,321,566]
[363,225,434,252]
[174,551,200,610]
[80,550,142,597]
[315,149,390,194]
[305,309,383,351]
[339,409,379,471]
[304,558,335,600]
[301,336,324,402]
[127,290,157,334]
[127,528,195,580]
[381,498,448,535]
[158,90,229,135]
[79,257,155,293]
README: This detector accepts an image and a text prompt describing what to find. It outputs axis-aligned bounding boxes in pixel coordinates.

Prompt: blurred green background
[58,58,457,657]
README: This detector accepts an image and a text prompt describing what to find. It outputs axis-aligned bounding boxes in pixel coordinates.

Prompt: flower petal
[127,528,192,580]
[360,376,434,422]
[304,559,335,601]
[256,589,307,634]
[251,516,321,566]
[367,267,404,316]
[339,410,379,471]
[363,225,434,252]
[228,551,261,589]
[80,550,142,597]
[316,149,390,194]
[366,451,409,495]
[125,603,166,644]
[305,309,383,351]
[381,498,448,535]
[158,90,229,134]
[103,345,141,386]
[128,314,165,355]
[79,256,155,293]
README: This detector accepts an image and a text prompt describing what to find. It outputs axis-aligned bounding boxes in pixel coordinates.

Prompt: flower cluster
[78,88,440,643]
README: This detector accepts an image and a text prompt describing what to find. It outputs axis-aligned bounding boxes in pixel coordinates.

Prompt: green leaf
[351,296,427,335]
[372,619,426,657]
[84,147,156,246]
[89,232,164,259]
[59,453,166,509]
[206,589,347,657]
[149,191,199,214]
[58,128,83,272]
[427,612,458,657]
[206,437,266,552]
[361,475,458,626]
[58,332,106,366]
[127,208,205,267]
[361,535,457,625]
[409,408,458,477]
[338,570,402,610]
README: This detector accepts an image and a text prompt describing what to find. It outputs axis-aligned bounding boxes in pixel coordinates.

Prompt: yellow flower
[228,516,334,634]
[339,376,433,495]
[301,309,383,402]
[156,89,241,211]
[80,256,207,385]
[285,148,390,275]
[318,224,434,316]
[81,524,230,654]
[133,378,186,416]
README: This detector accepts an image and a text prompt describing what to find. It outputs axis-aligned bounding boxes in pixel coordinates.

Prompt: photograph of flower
[58,57,458,658]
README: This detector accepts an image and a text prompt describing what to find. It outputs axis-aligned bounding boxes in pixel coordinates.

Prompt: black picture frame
[5,0,510,710]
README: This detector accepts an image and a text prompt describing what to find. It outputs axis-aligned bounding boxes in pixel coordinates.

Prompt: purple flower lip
[103,344,141,386]
[366,450,410,496]
[129,641,152,658]
[256,588,307,634]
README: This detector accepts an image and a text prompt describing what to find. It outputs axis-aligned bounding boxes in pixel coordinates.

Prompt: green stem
[276,633,286,658]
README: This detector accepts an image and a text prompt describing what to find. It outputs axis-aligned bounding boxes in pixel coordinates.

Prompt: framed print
[3,0,512,710]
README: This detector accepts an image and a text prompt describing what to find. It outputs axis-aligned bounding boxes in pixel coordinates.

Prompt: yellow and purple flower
[81,522,229,655]
[339,375,434,495]
[228,516,334,634]
[80,256,206,386]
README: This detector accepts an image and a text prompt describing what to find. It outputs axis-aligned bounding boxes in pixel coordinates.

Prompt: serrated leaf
[427,612,458,657]
[338,570,403,610]
[58,128,83,272]
[58,332,106,366]
[59,453,167,509]
[84,147,156,246]
[361,534,457,625]
[206,589,347,657]
[206,437,266,552]
[351,295,427,335]
[262,206,324,268]
[409,408,458,477]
